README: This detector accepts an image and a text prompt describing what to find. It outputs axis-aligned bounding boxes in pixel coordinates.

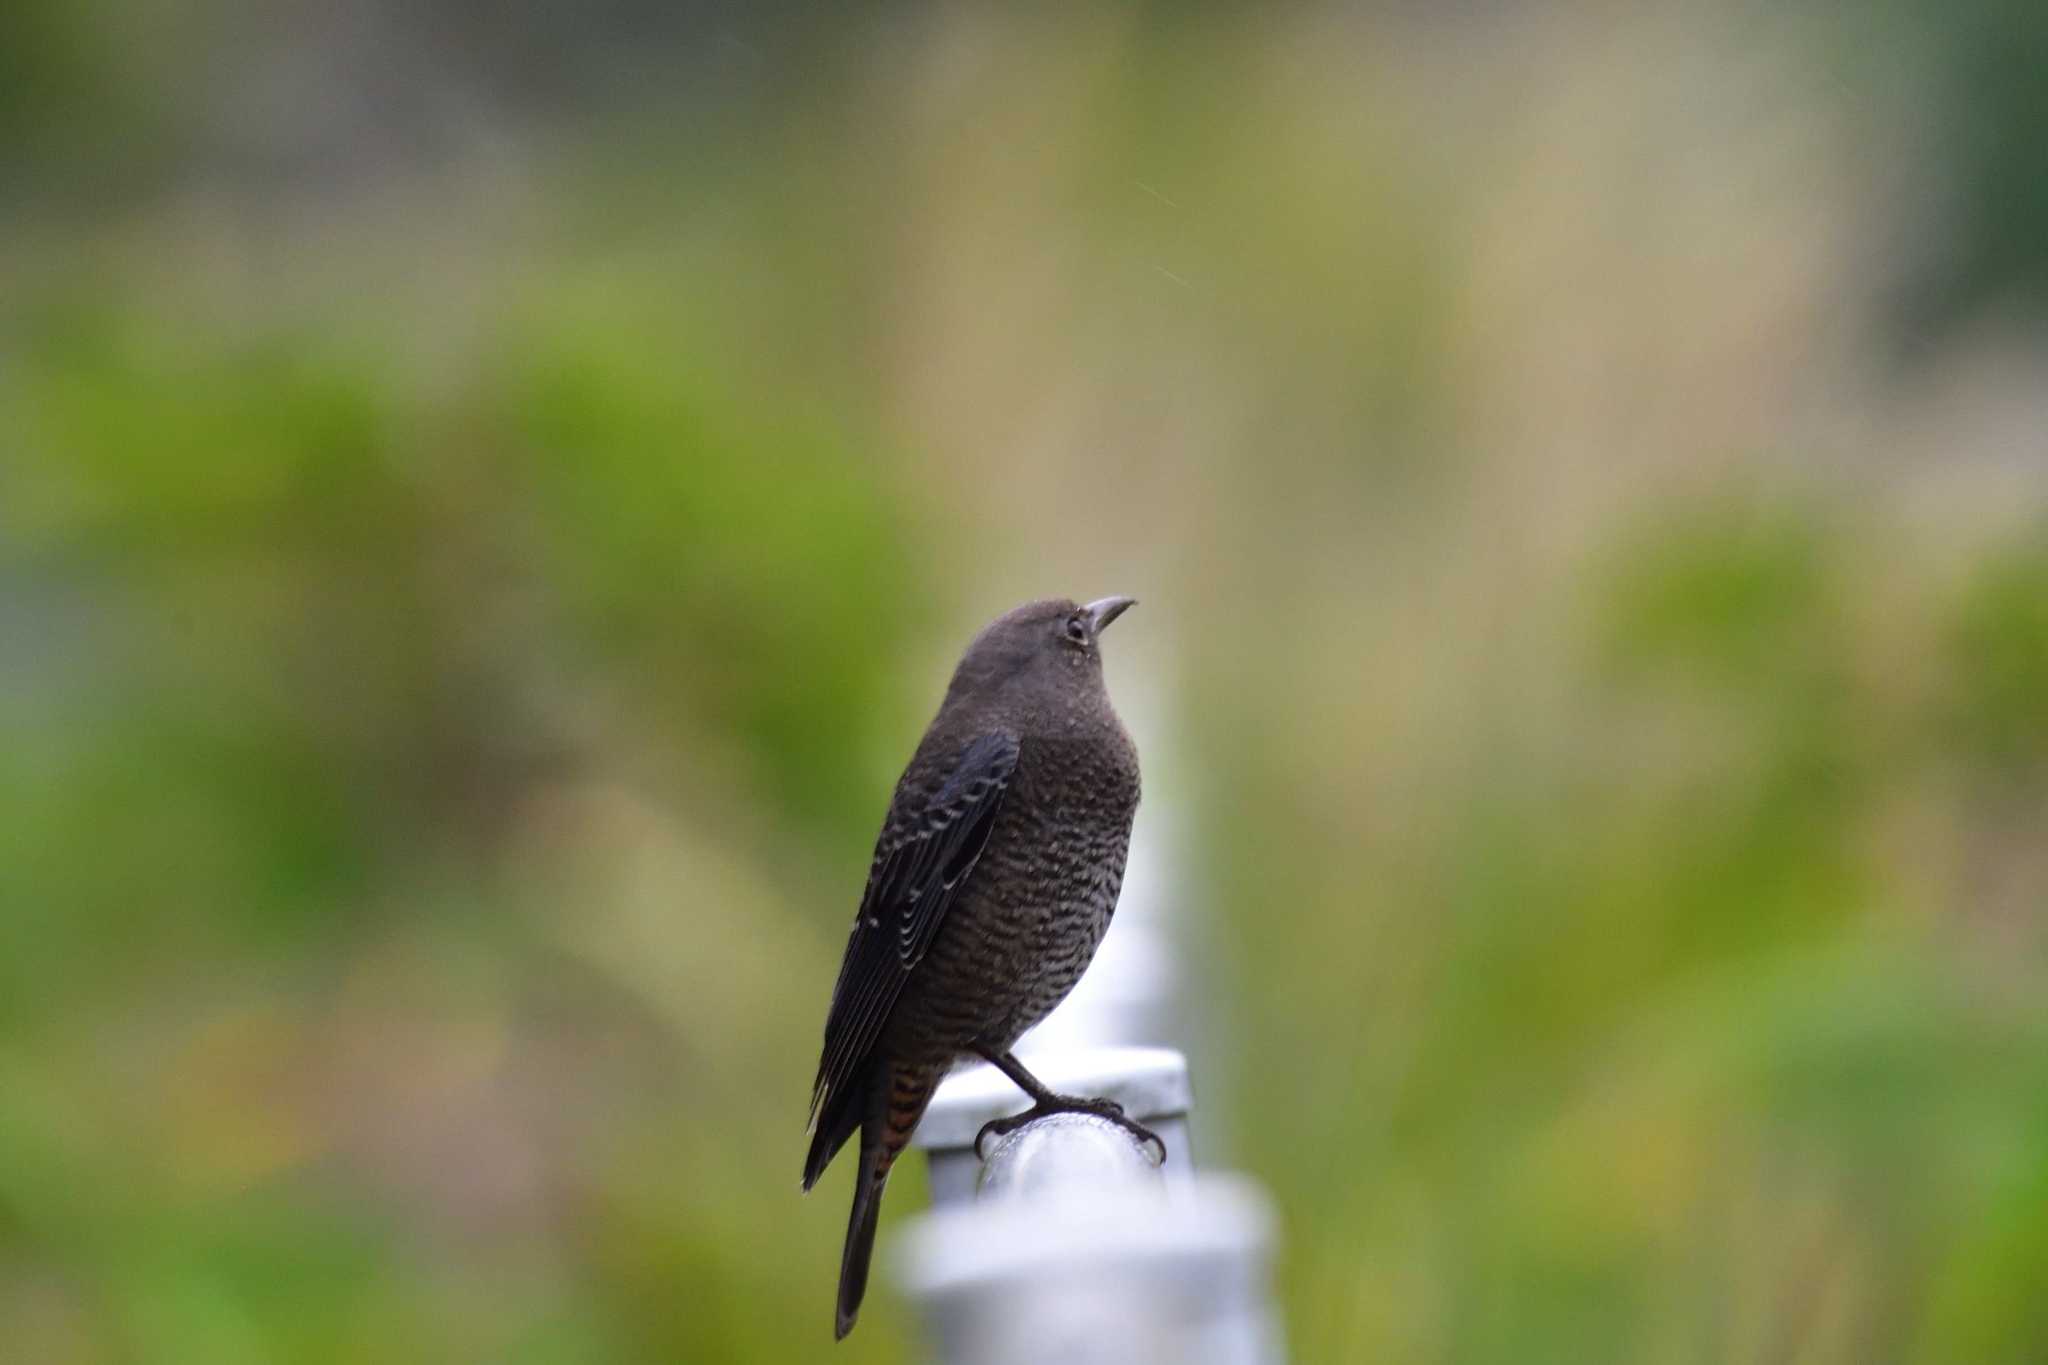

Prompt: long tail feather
[835,1147,886,1340]
[830,1063,942,1339]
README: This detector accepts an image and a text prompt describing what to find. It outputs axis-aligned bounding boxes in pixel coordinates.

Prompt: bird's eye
[1063,614,1089,645]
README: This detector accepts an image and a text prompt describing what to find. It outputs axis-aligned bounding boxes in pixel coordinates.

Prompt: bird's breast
[976,731,1137,951]
[884,723,1139,1057]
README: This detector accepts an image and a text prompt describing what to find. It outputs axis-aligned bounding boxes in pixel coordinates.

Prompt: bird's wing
[809,730,1020,1131]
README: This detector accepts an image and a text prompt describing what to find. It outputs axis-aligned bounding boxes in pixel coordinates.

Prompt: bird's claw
[970,1095,1168,1164]
[972,1114,1018,1161]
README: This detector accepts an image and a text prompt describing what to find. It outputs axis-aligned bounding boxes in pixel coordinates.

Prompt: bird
[801,595,1161,1340]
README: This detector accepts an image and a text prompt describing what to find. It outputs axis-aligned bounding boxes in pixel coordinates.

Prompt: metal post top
[911,1046,1193,1151]
[894,1173,1277,1301]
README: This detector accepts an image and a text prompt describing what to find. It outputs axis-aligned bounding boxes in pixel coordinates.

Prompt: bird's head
[943,595,1137,709]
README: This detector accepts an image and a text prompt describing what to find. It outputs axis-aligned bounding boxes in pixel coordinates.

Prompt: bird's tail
[835,1064,941,1340]
[835,1147,886,1341]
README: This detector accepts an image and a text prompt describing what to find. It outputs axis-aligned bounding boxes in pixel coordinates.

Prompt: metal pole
[899,1048,1284,1365]
[896,1170,1281,1365]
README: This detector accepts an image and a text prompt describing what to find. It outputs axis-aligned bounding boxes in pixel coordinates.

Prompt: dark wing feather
[808,731,1019,1134]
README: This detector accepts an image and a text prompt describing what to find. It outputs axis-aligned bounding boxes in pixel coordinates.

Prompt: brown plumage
[802,596,1157,1339]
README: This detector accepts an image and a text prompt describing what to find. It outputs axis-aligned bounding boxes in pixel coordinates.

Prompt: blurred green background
[5,3,2048,1361]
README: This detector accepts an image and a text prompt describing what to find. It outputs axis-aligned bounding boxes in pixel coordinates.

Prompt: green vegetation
[4,4,2046,1361]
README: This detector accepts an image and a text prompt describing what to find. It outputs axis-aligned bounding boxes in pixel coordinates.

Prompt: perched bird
[802,595,1159,1339]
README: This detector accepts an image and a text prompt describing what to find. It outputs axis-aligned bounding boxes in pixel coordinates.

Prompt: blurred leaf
[1943,536,2048,779]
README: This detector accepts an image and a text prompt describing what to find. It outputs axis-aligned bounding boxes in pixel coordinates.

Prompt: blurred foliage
[1880,0,2048,340]
[5,2,2048,1363]
[1944,542,2048,779]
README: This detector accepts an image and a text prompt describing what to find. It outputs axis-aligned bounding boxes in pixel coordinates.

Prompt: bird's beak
[1084,596,1137,634]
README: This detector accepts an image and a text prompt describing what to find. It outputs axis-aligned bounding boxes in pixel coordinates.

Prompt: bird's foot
[972,1093,1168,1163]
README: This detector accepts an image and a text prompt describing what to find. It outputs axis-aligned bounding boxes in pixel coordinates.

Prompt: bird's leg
[969,1045,1167,1163]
